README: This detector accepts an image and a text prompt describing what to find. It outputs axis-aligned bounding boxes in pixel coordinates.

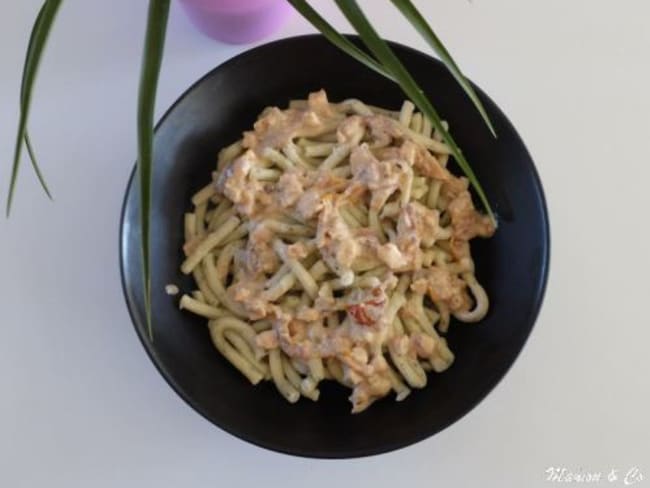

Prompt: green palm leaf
[138,0,171,341]
[334,0,494,221]
[22,3,54,200]
[389,0,496,136]
[24,133,52,199]
[7,0,61,216]
[287,0,392,81]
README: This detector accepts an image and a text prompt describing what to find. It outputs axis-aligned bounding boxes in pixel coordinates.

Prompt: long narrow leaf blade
[21,3,55,199]
[24,133,52,199]
[20,2,48,104]
[287,0,392,81]
[138,0,170,341]
[334,0,494,221]
[7,0,62,216]
[389,0,496,136]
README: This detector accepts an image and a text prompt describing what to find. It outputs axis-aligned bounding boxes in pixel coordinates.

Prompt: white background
[1,1,649,487]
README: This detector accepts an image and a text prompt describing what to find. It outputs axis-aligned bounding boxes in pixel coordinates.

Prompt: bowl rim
[119,33,551,458]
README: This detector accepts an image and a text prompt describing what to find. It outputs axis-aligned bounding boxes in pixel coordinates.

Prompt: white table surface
[1,1,649,487]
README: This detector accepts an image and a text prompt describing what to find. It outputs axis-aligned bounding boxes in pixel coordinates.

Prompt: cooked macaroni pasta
[179,90,495,413]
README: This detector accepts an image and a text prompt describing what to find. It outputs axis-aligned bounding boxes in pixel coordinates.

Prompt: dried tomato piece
[347,304,374,326]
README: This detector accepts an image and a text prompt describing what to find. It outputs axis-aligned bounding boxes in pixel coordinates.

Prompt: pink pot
[179,0,294,44]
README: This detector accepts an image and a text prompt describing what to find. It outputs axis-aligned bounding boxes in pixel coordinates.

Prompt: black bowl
[120,35,550,458]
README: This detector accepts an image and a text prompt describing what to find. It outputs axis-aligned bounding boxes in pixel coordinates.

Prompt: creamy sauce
[212,90,495,411]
